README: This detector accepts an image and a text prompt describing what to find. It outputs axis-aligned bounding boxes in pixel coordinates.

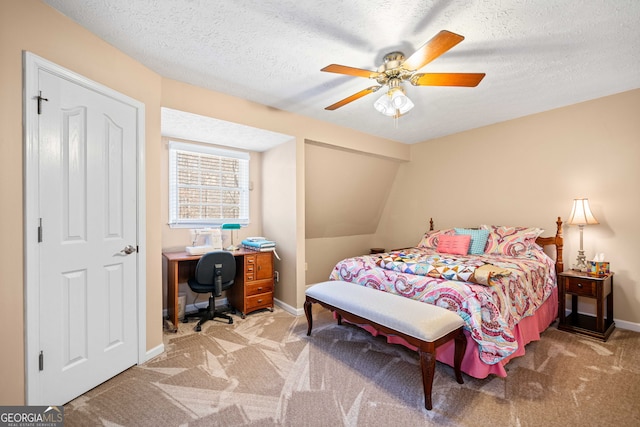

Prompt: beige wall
[0,0,163,405]
[1,0,405,404]
[376,89,640,326]
[304,142,404,285]
[262,139,299,307]
[305,142,402,239]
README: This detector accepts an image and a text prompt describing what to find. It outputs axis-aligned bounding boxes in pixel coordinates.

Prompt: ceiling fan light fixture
[391,89,408,109]
[374,89,414,117]
[321,30,485,115]
[398,95,414,115]
[373,93,395,116]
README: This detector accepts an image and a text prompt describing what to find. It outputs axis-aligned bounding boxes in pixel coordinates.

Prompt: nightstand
[557,270,615,341]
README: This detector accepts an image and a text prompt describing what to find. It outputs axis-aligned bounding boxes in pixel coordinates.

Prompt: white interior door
[24,53,146,405]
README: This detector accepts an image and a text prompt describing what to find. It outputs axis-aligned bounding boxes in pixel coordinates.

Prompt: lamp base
[573,250,588,272]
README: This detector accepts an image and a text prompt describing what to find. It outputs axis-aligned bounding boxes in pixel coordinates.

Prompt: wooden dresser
[227,251,275,318]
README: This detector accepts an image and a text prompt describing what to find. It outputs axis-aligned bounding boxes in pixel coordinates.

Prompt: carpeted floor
[64,306,640,426]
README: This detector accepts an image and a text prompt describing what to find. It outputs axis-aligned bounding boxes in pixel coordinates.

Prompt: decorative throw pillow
[455,228,490,255]
[417,229,455,249]
[480,225,543,258]
[436,234,472,255]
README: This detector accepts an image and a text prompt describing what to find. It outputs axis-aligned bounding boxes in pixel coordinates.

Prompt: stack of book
[241,237,276,252]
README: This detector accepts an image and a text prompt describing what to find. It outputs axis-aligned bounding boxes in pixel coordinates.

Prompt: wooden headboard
[535,216,564,273]
[427,216,564,273]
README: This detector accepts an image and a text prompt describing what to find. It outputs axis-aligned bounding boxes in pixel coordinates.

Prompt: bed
[329,217,564,379]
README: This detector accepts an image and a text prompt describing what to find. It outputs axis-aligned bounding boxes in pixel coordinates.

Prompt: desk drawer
[246,293,273,311]
[565,277,597,297]
[247,281,273,297]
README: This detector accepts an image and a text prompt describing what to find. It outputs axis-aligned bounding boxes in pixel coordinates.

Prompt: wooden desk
[163,249,274,331]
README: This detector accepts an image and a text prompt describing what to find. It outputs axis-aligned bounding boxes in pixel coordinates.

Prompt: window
[168,141,249,228]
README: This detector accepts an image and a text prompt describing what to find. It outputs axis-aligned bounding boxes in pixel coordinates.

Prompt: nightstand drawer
[565,277,597,297]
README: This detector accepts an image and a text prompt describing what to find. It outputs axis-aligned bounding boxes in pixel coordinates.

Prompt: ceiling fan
[321,30,485,117]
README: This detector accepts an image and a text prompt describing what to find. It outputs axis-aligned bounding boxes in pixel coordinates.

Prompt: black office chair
[183,251,236,331]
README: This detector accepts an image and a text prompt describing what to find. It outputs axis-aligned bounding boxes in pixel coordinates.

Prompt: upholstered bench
[304,280,467,410]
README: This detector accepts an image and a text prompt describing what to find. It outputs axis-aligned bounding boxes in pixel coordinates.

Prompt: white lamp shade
[567,198,599,225]
[391,90,408,108]
[373,94,395,116]
[397,95,414,114]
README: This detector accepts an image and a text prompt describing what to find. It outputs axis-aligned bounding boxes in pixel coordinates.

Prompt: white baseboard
[145,343,164,362]
[562,309,640,333]
[162,296,305,320]
[614,319,640,333]
[274,297,304,316]
[162,297,230,318]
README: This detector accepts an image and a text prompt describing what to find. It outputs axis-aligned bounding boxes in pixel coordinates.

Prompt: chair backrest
[194,251,236,291]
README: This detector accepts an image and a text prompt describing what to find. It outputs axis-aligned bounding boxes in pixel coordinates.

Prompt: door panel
[62,269,88,369]
[37,68,139,405]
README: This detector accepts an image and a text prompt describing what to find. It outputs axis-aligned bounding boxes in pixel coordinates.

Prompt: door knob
[121,245,136,255]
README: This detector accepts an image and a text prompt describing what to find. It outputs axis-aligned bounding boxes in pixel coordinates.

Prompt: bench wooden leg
[304,298,313,336]
[454,329,467,384]
[419,350,436,410]
[419,327,466,410]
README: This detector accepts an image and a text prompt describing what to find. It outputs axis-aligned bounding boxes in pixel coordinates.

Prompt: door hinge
[37,91,48,115]
[38,218,43,243]
[39,351,44,371]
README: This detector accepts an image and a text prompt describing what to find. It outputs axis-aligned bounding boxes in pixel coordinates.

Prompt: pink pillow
[436,234,471,255]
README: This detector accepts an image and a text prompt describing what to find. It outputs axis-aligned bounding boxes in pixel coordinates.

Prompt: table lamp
[566,198,599,272]
[221,223,241,251]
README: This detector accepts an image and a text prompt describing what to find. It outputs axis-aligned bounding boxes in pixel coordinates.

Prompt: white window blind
[169,141,249,228]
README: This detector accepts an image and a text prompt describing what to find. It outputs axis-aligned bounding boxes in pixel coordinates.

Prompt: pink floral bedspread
[329,247,557,365]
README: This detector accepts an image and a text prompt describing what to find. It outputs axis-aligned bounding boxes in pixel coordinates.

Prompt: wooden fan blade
[402,30,465,71]
[325,86,381,110]
[321,64,381,79]
[411,73,486,87]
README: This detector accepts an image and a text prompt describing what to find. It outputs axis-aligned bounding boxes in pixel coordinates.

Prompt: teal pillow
[454,228,489,255]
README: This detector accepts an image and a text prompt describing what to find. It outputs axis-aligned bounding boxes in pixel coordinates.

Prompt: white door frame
[23,52,147,404]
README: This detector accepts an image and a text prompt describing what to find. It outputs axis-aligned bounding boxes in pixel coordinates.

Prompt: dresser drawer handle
[577,283,583,288]
[257,287,263,291]
[257,299,263,303]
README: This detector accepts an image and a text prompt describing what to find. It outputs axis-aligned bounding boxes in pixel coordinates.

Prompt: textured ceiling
[161,108,294,151]
[44,0,640,146]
